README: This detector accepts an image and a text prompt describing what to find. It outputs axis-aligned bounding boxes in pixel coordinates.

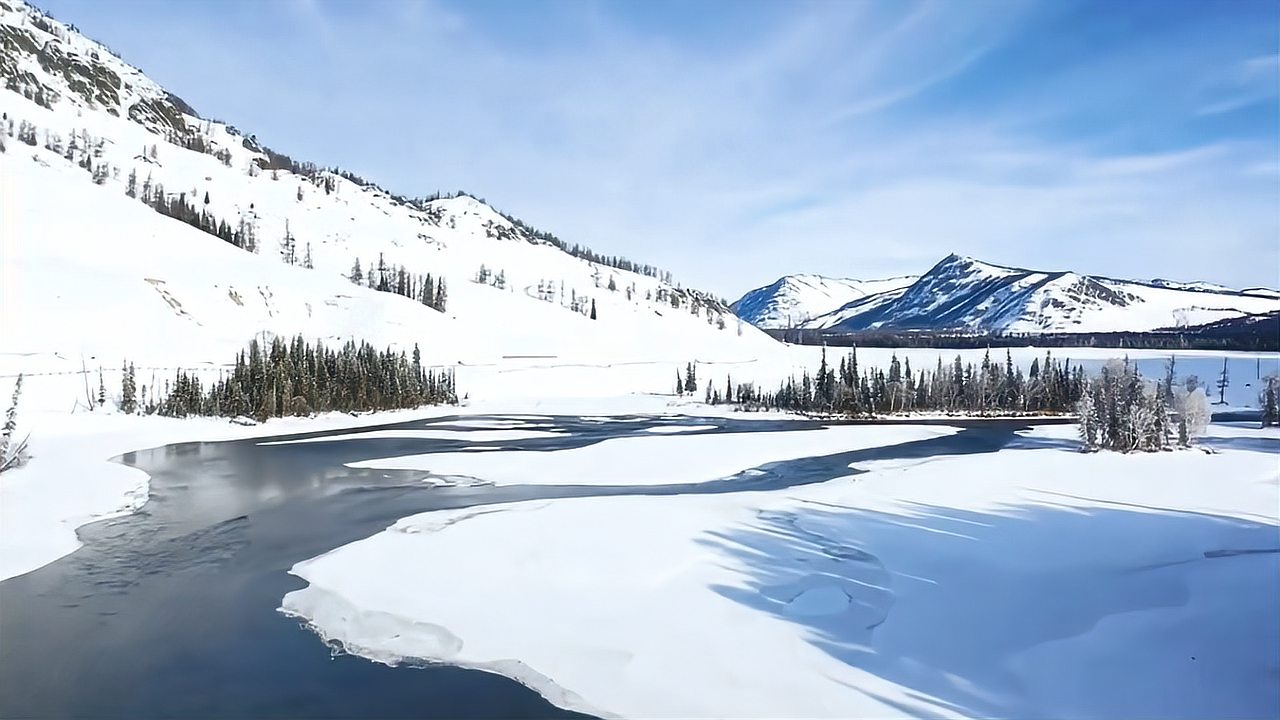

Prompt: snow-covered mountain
[730,274,918,329]
[0,0,778,407]
[794,254,1280,334]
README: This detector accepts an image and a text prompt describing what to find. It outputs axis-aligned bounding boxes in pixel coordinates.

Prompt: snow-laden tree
[1076,359,1183,453]
[120,362,137,414]
[1261,376,1279,428]
[1077,390,1099,448]
[1172,386,1210,443]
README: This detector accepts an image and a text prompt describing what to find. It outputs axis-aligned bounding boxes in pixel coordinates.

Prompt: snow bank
[258,428,561,445]
[349,425,954,487]
[0,395,804,582]
[282,422,1280,719]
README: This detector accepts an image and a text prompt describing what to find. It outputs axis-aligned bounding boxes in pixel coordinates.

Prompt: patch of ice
[643,424,718,434]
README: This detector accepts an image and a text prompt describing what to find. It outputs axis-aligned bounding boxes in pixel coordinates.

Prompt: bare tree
[0,375,29,473]
[1215,358,1229,405]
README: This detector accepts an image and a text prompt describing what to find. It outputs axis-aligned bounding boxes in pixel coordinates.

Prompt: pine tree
[590,299,597,320]
[1161,356,1177,407]
[1077,388,1097,449]
[303,242,314,269]
[121,362,137,414]
[281,220,296,265]
[1261,377,1279,428]
[349,258,363,285]
[684,362,697,393]
[97,369,106,408]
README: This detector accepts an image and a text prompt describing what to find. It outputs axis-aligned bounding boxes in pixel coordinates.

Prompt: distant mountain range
[733,254,1280,335]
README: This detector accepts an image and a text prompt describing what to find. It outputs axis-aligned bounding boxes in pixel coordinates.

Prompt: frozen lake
[0,413,1066,718]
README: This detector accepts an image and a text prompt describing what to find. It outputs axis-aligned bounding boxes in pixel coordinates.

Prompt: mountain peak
[920,253,1015,282]
[763,255,1279,335]
[731,273,919,329]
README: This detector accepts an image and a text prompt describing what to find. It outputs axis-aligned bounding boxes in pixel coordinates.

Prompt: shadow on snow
[697,499,1279,719]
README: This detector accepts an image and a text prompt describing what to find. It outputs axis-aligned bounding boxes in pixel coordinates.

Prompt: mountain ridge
[734,253,1279,335]
[729,273,918,329]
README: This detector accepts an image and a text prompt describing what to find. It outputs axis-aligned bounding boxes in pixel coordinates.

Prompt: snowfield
[281,421,1280,719]
[347,424,955,487]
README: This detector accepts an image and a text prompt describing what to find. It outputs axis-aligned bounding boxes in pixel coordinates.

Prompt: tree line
[766,327,1279,353]
[704,348,1086,417]
[696,349,1227,452]
[351,254,448,312]
[133,178,258,250]
[1077,358,1208,452]
[3,108,708,323]
[499,212,672,282]
[119,335,456,422]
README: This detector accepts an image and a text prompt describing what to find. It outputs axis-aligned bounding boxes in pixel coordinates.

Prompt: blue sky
[37,0,1279,296]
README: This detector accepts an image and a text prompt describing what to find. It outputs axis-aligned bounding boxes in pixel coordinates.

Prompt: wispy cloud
[1197,53,1279,116]
[37,0,1280,293]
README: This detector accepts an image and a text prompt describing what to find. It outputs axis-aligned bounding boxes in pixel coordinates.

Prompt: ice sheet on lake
[282,422,1280,719]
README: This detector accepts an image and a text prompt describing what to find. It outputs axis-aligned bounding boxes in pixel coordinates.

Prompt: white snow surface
[282,421,1280,719]
[258,428,561,446]
[349,424,953,486]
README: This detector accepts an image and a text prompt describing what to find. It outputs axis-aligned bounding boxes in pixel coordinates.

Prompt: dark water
[0,413,1068,719]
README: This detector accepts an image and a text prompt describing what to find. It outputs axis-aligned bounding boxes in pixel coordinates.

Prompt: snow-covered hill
[734,254,1280,335]
[730,274,917,329]
[0,0,779,407]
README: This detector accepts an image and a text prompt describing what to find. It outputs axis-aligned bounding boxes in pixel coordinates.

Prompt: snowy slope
[731,274,917,329]
[800,254,1280,334]
[0,0,780,408]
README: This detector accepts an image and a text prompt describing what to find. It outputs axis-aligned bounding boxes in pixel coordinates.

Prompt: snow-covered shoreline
[0,395,812,582]
[0,406,460,582]
[279,421,1280,719]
